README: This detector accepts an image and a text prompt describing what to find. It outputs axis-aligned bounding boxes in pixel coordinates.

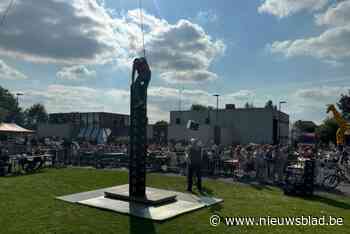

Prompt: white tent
[0,123,34,134]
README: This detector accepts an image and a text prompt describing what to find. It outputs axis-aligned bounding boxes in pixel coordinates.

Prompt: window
[176,118,181,124]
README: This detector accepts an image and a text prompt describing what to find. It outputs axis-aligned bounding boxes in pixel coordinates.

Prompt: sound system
[284,159,315,196]
[187,120,199,131]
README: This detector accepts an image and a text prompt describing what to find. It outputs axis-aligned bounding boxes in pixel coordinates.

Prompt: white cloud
[0,59,27,80]
[315,0,350,27]
[294,86,350,102]
[269,25,350,60]
[160,71,218,84]
[0,0,120,64]
[258,0,329,18]
[266,0,350,64]
[226,90,255,101]
[24,85,106,113]
[148,86,211,111]
[323,59,344,67]
[288,85,350,123]
[195,10,218,24]
[21,84,257,123]
[56,65,96,80]
[21,85,209,123]
[0,1,225,83]
[126,12,226,83]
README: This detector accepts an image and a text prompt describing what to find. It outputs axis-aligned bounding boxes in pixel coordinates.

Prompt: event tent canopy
[0,123,34,133]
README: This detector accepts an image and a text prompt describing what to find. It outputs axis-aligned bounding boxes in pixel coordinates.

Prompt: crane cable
[138,0,146,58]
[0,0,15,28]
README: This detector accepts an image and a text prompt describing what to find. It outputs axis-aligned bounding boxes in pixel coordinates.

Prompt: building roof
[0,123,34,133]
[49,112,129,116]
[171,108,289,118]
[295,120,317,126]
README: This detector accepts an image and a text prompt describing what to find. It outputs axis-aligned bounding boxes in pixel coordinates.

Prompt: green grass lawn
[0,168,349,234]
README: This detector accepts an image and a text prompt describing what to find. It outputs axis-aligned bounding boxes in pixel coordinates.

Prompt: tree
[154,120,168,126]
[190,104,214,111]
[244,102,254,108]
[294,120,317,133]
[265,100,273,109]
[264,100,278,110]
[337,90,350,120]
[24,103,48,129]
[316,118,339,144]
[0,107,8,122]
[0,86,23,124]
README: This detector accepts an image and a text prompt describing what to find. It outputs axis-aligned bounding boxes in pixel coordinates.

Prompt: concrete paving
[57,184,223,221]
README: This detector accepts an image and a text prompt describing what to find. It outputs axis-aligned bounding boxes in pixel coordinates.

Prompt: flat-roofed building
[169,105,289,145]
[37,112,129,143]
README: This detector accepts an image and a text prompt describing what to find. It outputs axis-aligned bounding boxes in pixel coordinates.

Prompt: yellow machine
[327,104,350,146]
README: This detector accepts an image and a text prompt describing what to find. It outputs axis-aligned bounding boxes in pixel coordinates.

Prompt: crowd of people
[230,144,290,183]
[1,134,349,188]
[182,139,350,191]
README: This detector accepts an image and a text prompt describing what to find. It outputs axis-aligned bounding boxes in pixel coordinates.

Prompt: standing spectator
[274,146,288,184]
[0,148,10,176]
[254,145,265,182]
[62,138,72,165]
[264,145,274,181]
[186,138,203,192]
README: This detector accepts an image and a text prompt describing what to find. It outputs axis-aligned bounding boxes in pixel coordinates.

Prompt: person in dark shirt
[62,139,72,165]
[340,148,349,167]
[0,148,10,176]
[186,138,203,192]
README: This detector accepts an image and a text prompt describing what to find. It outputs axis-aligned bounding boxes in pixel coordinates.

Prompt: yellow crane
[327,104,350,146]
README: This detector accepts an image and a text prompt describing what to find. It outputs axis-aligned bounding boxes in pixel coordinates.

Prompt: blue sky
[0,0,349,123]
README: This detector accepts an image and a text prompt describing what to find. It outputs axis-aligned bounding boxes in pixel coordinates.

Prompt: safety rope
[0,0,15,28]
[138,0,146,58]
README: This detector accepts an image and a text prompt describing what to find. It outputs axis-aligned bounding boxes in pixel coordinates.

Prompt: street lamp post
[213,94,220,145]
[278,101,287,145]
[213,94,220,124]
[13,92,24,124]
[16,92,23,106]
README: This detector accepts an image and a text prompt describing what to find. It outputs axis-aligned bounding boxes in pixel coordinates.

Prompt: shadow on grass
[316,187,348,197]
[209,203,223,213]
[303,195,350,210]
[200,186,215,196]
[244,181,273,191]
[129,203,156,234]
[2,169,48,179]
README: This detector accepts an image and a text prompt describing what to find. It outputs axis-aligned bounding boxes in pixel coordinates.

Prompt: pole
[15,93,23,124]
[278,101,286,145]
[278,103,281,145]
[213,94,219,124]
[16,93,23,106]
[213,94,220,145]
[139,0,146,58]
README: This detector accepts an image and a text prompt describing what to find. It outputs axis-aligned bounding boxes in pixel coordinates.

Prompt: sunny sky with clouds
[0,0,349,124]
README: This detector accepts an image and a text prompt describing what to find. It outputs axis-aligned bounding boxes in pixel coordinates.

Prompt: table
[8,154,52,174]
[223,159,239,177]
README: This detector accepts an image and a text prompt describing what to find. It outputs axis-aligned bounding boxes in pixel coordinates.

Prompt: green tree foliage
[244,102,254,108]
[265,100,273,109]
[0,86,23,124]
[264,100,278,110]
[337,90,350,120]
[190,104,214,111]
[294,120,317,133]
[316,118,339,144]
[24,103,48,129]
[154,120,168,126]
